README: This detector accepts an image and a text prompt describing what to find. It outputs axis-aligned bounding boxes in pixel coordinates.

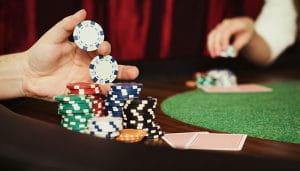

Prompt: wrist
[0,52,28,99]
[21,50,39,98]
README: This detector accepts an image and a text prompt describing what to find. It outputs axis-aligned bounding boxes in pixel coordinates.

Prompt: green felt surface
[161,82,300,144]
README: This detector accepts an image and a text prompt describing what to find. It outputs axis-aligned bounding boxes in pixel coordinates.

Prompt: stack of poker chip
[116,129,147,143]
[67,82,104,117]
[207,69,237,87]
[196,76,216,87]
[196,69,237,88]
[54,95,94,132]
[105,83,143,117]
[85,117,122,139]
[122,97,164,139]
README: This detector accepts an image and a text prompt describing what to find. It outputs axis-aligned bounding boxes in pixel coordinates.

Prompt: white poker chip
[220,45,237,58]
[89,55,118,84]
[73,20,104,51]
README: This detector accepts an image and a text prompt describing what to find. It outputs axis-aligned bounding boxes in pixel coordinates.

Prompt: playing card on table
[162,132,209,149]
[200,84,272,93]
[185,133,247,151]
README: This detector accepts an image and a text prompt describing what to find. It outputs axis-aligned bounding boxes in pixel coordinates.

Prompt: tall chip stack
[53,20,165,142]
[122,97,164,139]
[104,83,142,117]
[54,95,94,133]
[67,82,104,117]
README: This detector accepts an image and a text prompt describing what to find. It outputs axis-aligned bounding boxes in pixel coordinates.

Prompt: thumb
[42,9,87,44]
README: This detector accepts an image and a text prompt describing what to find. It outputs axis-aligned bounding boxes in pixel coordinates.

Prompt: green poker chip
[58,108,93,114]
[61,120,87,128]
[62,115,93,122]
[61,119,87,124]
[196,77,216,86]
[54,94,90,102]
[60,100,93,105]
[62,124,87,132]
[59,102,92,107]
[59,104,92,111]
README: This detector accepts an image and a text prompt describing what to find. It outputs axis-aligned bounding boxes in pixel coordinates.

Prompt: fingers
[43,9,87,44]
[232,33,250,52]
[98,41,111,55]
[86,41,111,58]
[207,17,254,58]
[117,65,139,80]
[207,30,217,57]
[207,20,232,57]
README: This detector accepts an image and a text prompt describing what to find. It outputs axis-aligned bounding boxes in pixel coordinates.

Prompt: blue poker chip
[109,89,141,95]
[73,20,104,51]
[105,106,123,112]
[105,110,123,116]
[108,91,140,98]
[110,82,143,90]
[106,97,125,102]
[89,55,118,84]
[104,101,125,107]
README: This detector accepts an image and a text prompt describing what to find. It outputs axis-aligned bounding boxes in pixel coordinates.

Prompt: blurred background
[0,0,299,79]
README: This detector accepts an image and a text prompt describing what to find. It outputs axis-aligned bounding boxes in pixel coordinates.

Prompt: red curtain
[0,0,263,61]
[0,0,36,54]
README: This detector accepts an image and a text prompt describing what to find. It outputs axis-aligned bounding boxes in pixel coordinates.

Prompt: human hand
[207,17,255,58]
[22,9,139,100]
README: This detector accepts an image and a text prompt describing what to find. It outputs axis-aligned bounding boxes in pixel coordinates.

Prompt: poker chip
[87,117,123,129]
[59,103,92,109]
[58,108,93,114]
[104,82,143,117]
[196,77,216,87]
[54,95,90,102]
[55,80,162,141]
[207,69,237,87]
[122,97,164,139]
[195,69,237,88]
[111,82,143,91]
[116,129,147,143]
[73,20,104,51]
[66,82,104,117]
[85,117,122,139]
[67,82,100,90]
[89,55,118,84]
[220,45,237,58]
[68,88,101,95]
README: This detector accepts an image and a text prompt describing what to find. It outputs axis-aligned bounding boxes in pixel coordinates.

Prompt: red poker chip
[93,110,103,113]
[92,100,103,104]
[92,107,103,111]
[94,114,103,117]
[93,102,103,106]
[67,82,101,90]
[88,94,103,99]
[68,89,101,95]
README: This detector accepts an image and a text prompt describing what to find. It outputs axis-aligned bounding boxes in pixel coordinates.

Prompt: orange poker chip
[116,129,147,143]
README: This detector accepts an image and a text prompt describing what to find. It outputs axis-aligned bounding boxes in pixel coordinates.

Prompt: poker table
[1,58,300,169]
